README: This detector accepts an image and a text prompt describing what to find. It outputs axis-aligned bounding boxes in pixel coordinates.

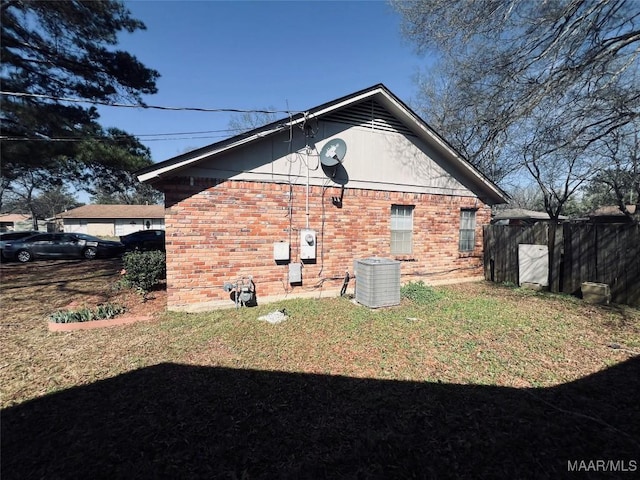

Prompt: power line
[1,136,226,142]
[0,134,235,142]
[0,125,285,143]
[0,90,301,115]
[137,128,242,137]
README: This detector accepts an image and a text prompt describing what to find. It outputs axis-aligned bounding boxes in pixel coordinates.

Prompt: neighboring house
[588,205,638,223]
[0,214,32,232]
[56,204,165,236]
[138,84,508,312]
[0,213,49,232]
[491,208,568,225]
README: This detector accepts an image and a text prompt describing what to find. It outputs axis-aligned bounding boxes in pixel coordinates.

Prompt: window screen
[459,209,476,251]
[391,205,413,254]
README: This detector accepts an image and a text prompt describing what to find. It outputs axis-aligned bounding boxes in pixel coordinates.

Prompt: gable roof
[0,213,31,223]
[137,84,508,204]
[56,204,164,219]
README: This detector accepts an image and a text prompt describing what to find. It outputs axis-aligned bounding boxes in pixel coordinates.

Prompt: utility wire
[0,126,252,142]
[0,90,302,115]
[0,134,234,142]
[137,128,244,137]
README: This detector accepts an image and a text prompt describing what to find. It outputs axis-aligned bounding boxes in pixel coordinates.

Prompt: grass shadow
[2,357,639,479]
[0,259,121,292]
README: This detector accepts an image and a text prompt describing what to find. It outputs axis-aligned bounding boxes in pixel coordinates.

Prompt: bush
[49,303,125,323]
[120,250,166,295]
[400,281,443,304]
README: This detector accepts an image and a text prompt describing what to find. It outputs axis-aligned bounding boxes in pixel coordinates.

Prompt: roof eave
[372,89,509,204]
[137,125,288,183]
[138,84,509,204]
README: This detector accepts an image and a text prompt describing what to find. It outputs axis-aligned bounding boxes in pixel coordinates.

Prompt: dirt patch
[106,283,167,318]
[0,258,166,331]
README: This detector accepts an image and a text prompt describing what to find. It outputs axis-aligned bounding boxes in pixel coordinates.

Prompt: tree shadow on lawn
[0,258,121,291]
[2,357,639,479]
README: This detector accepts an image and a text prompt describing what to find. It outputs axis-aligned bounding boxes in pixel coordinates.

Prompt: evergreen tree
[1,0,160,196]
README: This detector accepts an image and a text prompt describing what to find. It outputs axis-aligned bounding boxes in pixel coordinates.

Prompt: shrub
[120,250,166,295]
[49,303,125,323]
[400,281,443,304]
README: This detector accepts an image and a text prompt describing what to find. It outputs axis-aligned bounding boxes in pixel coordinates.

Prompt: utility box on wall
[273,241,290,262]
[300,229,316,261]
[289,262,302,284]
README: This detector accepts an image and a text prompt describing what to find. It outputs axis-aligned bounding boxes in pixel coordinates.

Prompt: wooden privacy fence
[483,223,562,291]
[484,223,640,307]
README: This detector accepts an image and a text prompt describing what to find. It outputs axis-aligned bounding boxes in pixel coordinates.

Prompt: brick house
[138,84,508,311]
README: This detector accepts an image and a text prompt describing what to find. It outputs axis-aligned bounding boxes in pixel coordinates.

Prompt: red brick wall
[160,177,491,310]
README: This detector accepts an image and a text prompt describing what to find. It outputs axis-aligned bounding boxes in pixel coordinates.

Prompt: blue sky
[96,0,430,163]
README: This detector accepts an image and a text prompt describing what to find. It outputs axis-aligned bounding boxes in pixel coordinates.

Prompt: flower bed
[48,303,151,332]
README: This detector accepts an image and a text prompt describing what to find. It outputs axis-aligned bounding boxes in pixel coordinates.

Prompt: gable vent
[323,99,416,136]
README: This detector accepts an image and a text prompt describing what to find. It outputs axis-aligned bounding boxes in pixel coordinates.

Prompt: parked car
[2,232,125,263]
[0,231,38,262]
[119,229,165,252]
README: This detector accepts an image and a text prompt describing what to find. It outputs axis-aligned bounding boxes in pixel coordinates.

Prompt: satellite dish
[319,138,347,167]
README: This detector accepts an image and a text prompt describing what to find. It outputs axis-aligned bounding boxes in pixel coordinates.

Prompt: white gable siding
[182,121,475,198]
[137,86,507,205]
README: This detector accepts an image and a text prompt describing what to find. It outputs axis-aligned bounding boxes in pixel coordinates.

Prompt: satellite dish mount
[319,138,347,178]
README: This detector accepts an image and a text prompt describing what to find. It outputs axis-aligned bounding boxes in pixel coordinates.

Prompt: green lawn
[1,260,638,478]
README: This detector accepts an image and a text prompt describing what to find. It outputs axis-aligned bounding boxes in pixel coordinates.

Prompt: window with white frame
[459,209,476,251]
[391,205,414,254]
